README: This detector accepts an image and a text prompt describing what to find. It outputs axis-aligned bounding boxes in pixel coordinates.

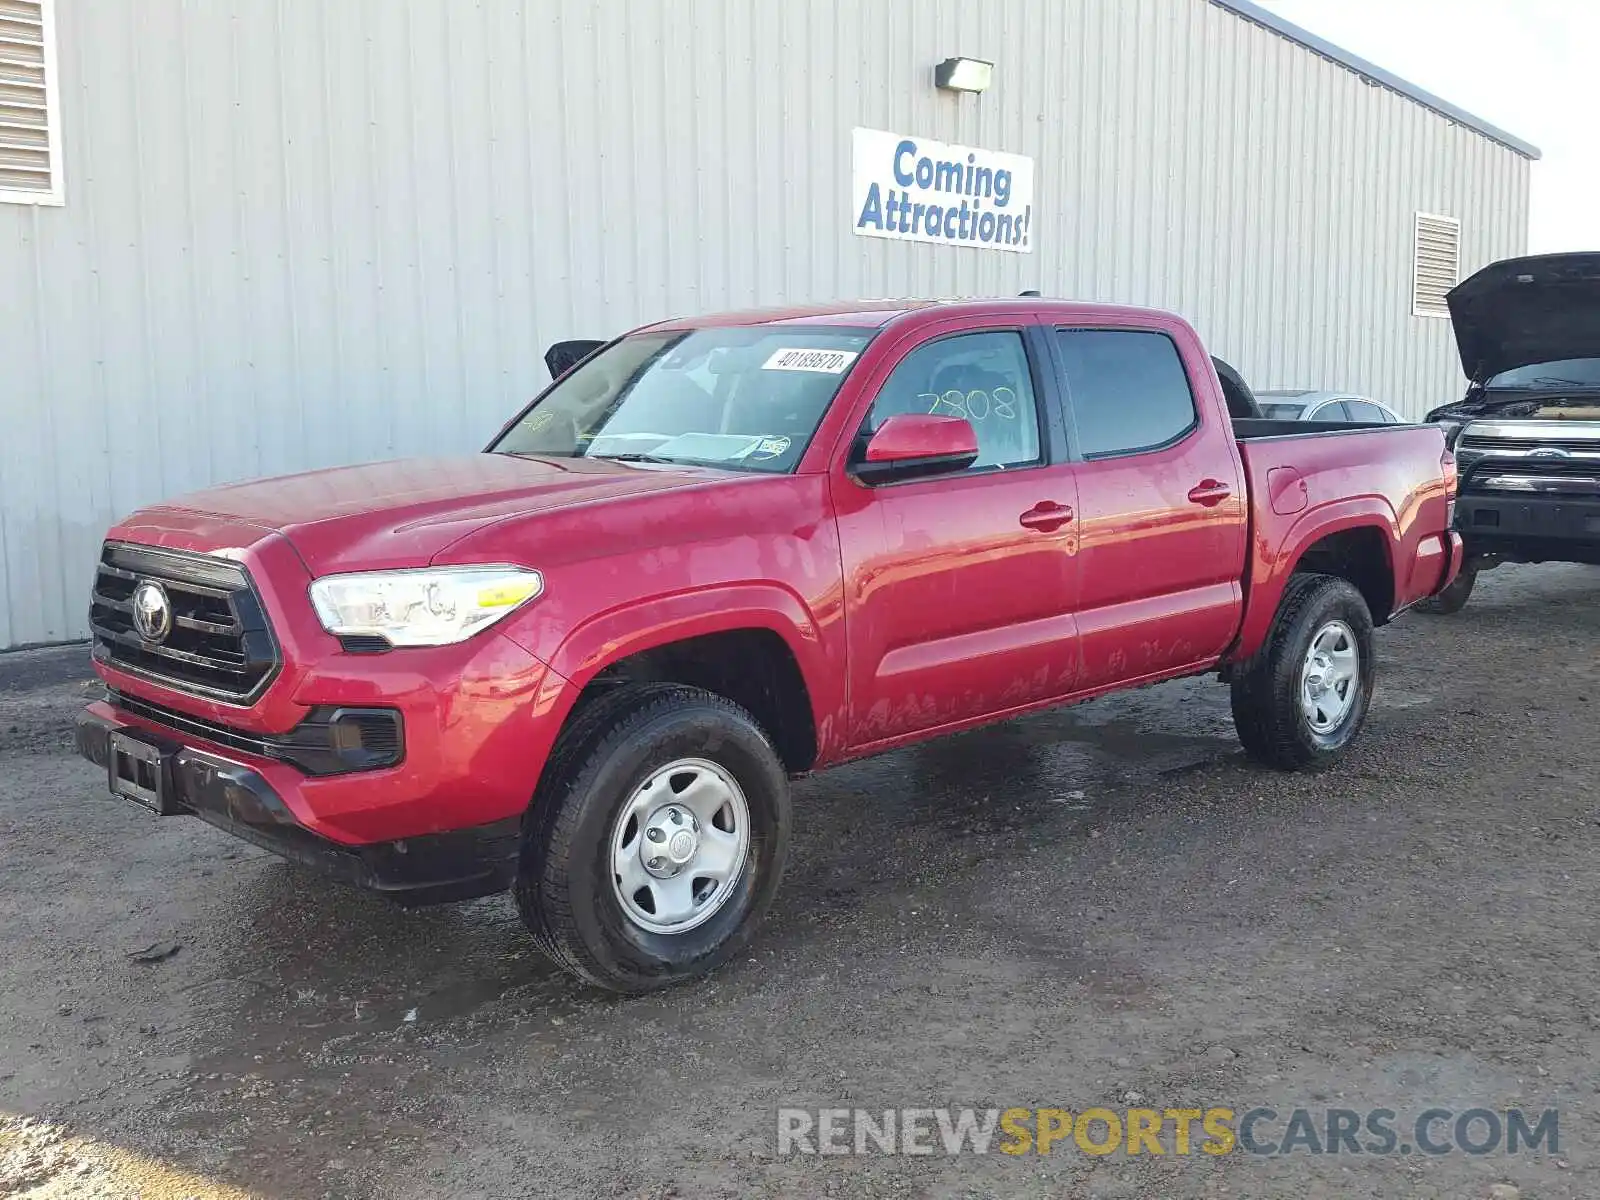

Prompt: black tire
[515,682,791,993]
[1230,574,1376,772]
[1416,563,1477,615]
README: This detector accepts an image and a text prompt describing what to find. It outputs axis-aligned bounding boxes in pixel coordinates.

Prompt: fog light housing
[276,707,404,775]
[323,709,404,772]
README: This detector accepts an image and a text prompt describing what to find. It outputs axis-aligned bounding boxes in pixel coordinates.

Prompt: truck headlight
[309,567,544,647]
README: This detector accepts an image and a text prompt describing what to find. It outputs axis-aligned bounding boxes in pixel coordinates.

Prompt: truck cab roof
[636,297,1181,334]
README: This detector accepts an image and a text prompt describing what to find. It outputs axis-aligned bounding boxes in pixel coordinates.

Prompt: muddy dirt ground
[2,564,1597,1200]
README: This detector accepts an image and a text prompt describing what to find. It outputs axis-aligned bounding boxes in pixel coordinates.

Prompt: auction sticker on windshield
[763,348,859,373]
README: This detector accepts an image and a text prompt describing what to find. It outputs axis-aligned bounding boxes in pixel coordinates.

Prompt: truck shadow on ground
[199,670,1240,993]
[199,678,1240,1035]
[116,677,1245,1195]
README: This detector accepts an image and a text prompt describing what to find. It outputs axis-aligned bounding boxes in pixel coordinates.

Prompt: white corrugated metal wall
[0,0,1531,648]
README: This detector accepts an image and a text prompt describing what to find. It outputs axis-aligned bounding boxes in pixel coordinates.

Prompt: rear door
[831,319,1082,747]
[1047,324,1249,690]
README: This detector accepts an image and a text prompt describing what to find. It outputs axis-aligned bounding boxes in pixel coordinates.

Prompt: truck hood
[1448,252,1600,381]
[138,453,723,575]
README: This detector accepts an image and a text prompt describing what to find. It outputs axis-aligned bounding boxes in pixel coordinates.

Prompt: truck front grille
[1457,433,1600,458]
[89,542,280,703]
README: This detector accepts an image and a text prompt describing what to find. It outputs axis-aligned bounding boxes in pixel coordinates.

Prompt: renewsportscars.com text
[777,1106,1559,1157]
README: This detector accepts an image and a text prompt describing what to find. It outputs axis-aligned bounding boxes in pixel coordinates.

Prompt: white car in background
[1256,390,1407,424]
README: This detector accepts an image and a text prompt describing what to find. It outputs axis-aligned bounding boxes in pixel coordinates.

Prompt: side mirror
[853,414,979,484]
[544,339,607,379]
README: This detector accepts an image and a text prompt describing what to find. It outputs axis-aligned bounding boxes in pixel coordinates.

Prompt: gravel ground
[1,563,1597,1200]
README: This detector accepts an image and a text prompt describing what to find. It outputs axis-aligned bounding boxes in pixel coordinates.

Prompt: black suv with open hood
[1421,252,1600,612]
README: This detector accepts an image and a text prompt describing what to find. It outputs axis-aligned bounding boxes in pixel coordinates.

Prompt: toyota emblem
[130,580,173,642]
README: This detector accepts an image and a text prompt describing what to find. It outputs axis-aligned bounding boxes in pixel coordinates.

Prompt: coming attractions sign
[851,127,1035,254]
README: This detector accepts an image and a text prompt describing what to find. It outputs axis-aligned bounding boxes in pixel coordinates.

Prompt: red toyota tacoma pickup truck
[75,298,1462,991]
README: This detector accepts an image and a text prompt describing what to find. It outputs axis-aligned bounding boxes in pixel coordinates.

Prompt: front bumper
[91,616,571,844]
[1454,491,1600,565]
[76,703,519,905]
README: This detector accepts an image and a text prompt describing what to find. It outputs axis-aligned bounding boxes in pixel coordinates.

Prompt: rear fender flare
[1238,500,1399,658]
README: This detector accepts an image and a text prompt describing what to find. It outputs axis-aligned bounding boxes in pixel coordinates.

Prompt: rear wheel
[1231,574,1375,772]
[515,682,791,993]
[1416,562,1477,615]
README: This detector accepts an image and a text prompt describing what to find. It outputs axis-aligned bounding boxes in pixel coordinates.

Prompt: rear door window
[1053,330,1197,457]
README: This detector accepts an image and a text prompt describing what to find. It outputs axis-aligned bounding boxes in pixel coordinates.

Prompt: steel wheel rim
[1300,619,1359,734]
[609,757,751,935]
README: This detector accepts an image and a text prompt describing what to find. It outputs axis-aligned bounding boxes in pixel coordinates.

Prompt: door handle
[1187,480,1232,507]
[1019,501,1074,532]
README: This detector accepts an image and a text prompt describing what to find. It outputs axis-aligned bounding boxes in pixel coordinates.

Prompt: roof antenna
[1017,289,1041,297]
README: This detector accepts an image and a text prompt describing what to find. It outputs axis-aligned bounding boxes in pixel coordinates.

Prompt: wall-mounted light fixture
[934,57,994,94]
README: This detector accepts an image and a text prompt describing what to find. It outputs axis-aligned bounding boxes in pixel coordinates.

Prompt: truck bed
[1227,416,1457,658]
[1232,417,1401,440]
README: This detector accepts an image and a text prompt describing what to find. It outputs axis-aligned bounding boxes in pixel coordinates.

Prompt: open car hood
[1448,252,1600,381]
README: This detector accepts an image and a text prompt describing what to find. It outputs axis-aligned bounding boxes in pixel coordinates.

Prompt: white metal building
[0,0,1537,648]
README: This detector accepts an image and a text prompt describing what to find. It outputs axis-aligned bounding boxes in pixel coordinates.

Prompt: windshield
[1485,359,1600,390]
[1259,403,1308,419]
[491,326,876,472]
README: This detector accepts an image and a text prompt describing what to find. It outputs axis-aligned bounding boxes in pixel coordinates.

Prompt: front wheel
[515,682,791,993]
[1231,574,1376,772]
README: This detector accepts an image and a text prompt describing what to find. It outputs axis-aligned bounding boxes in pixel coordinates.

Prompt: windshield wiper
[588,451,679,465]
[1532,377,1600,388]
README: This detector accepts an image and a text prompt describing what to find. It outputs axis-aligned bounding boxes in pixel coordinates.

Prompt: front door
[832,324,1082,749]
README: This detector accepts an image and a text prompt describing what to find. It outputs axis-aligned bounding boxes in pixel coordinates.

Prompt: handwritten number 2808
[920,388,1019,422]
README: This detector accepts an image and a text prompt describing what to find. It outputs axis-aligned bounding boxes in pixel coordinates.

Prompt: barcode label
[761,348,860,374]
